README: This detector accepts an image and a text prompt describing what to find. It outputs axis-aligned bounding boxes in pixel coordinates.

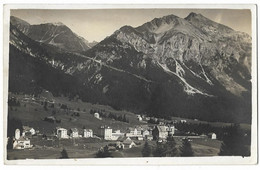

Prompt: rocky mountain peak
[185,12,203,20]
[185,12,234,34]
[10,16,94,52]
[136,14,183,34]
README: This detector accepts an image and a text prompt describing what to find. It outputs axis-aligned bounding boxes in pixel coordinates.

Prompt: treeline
[174,122,251,143]
[89,109,129,123]
[143,136,193,157]
[219,124,251,156]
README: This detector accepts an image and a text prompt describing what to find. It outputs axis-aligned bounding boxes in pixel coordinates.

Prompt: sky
[11,9,251,42]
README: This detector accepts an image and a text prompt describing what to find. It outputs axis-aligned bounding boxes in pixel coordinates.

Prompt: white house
[83,129,93,138]
[56,127,68,138]
[100,126,113,140]
[126,127,142,137]
[13,129,31,149]
[142,130,150,137]
[94,113,102,120]
[152,126,168,140]
[180,120,187,123]
[138,117,143,121]
[208,133,217,139]
[13,137,31,149]
[70,128,79,138]
[168,126,175,136]
[22,126,36,136]
[111,130,125,141]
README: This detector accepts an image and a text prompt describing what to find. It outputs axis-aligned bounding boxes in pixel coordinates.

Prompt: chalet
[111,130,125,141]
[208,133,217,139]
[123,137,136,148]
[83,129,93,138]
[56,127,68,138]
[22,126,36,136]
[126,127,142,137]
[142,130,150,137]
[116,141,124,150]
[13,137,31,149]
[100,126,112,140]
[152,126,168,140]
[70,128,79,138]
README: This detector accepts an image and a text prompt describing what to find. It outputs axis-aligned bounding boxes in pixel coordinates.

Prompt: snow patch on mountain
[157,61,212,96]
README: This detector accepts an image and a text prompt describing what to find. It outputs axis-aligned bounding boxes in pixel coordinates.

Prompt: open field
[8,93,149,136]
[7,136,222,159]
[191,138,222,156]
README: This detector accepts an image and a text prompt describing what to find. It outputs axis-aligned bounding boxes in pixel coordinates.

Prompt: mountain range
[9,13,252,123]
[10,16,97,52]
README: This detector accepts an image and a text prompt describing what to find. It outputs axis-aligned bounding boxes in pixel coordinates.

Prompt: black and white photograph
[2,4,257,165]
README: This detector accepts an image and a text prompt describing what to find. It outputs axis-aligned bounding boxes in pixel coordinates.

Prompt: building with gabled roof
[22,126,35,136]
[123,137,136,148]
[152,125,168,140]
[69,128,79,138]
[56,127,68,138]
[13,129,32,149]
[100,126,112,140]
[83,129,93,138]
[208,132,217,139]
[126,127,142,137]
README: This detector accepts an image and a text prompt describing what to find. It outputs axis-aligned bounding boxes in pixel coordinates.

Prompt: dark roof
[156,126,168,132]
[70,128,78,132]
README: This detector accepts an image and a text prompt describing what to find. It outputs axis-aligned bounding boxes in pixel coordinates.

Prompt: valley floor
[7,138,222,159]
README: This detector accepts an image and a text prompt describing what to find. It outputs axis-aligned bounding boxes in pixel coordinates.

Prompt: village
[8,93,244,159]
[10,111,217,156]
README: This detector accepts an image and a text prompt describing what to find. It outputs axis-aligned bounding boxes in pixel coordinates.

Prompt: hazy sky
[11,9,251,42]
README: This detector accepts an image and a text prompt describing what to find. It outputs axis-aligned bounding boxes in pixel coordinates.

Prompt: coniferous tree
[123,114,127,122]
[60,148,69,159]
[43,101,48,111]
[7,137,14,150]
[142,141,151,157]
[165,135,178,157]
[96,145,111,158]
[153,142,167,157]
[219,124,249,156]
[180,138,194,157]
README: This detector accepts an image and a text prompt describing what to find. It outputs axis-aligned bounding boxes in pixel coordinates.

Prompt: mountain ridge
[8,13,252,123]
[10,16,97,52]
